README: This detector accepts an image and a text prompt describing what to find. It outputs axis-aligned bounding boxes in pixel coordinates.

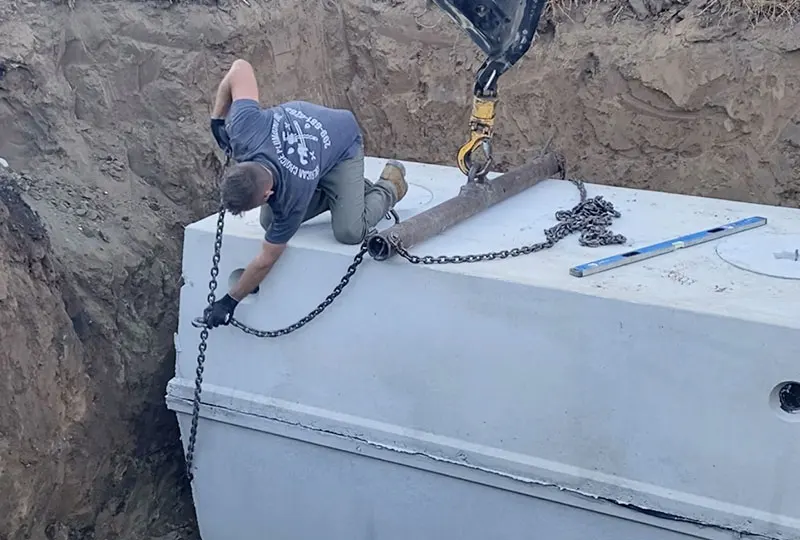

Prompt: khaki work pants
[260,145,396,245]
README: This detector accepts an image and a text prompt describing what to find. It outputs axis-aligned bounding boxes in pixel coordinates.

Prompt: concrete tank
[166,157,800,540]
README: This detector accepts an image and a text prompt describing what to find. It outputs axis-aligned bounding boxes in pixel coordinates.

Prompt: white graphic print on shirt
[270,106,333,182]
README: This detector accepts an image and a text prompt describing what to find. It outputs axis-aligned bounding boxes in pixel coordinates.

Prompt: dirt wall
[1,0,799,538]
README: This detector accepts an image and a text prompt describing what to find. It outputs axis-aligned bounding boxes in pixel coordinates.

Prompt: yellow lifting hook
[457,95,497,180]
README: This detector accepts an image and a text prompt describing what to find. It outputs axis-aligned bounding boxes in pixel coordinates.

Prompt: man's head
[220,162,274,215]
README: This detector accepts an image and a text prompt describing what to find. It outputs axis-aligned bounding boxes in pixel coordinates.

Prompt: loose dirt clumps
[1,0,799,538]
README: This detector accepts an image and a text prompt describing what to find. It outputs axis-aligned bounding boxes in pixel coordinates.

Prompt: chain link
[390,177,627,264]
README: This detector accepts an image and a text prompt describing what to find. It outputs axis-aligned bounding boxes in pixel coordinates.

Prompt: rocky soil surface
[1,0,799,538]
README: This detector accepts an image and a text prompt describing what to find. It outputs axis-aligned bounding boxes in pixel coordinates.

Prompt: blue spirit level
[569,216,768,278]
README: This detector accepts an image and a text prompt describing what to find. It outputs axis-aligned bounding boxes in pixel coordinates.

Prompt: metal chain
[390,177,627,264]
[229,243,367,337]
[185,150,231,483]
[184,208,224,483]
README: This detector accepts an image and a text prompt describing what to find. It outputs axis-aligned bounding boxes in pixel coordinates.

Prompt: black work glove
[203,294,239,328]
[210,118,231,154]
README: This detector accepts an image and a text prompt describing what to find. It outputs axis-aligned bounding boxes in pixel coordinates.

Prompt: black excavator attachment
[430,0,547,96]
[429,0,548,179]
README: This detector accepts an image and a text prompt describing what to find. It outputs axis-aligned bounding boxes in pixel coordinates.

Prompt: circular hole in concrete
[769,381,800,422]
[228,269,259,304]
[778,382,800,414]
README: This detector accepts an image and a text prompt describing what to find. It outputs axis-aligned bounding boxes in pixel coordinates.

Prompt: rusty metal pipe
[367,151,565,261]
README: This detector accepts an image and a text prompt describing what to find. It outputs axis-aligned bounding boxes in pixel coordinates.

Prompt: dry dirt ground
[1,0,799,538]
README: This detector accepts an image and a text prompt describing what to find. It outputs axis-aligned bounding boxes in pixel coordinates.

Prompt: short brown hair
[220,163,262,215]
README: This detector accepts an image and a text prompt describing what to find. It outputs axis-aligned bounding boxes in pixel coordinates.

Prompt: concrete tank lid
[716,233,800,280]
[188,156,800,328]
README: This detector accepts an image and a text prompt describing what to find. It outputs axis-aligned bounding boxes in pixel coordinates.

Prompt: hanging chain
[185,152,231,483]
[389,177,627,264]
[184,207,224,483]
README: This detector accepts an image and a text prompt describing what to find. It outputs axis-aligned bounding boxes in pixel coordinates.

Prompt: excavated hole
[5,0,800,538]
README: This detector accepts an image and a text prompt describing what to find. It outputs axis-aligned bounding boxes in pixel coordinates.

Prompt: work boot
[379,160,408,204]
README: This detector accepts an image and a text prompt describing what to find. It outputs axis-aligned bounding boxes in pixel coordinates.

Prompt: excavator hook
[430,0,549,177]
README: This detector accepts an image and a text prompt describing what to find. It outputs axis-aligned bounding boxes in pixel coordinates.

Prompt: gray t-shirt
[225,98,362,244]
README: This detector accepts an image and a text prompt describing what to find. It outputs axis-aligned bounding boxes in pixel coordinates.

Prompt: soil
[0,0,799,538]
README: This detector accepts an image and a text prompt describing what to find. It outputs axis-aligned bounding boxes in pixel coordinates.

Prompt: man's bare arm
[229,241,287,301]
[211,59,260,119]
[211,72,233,119]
